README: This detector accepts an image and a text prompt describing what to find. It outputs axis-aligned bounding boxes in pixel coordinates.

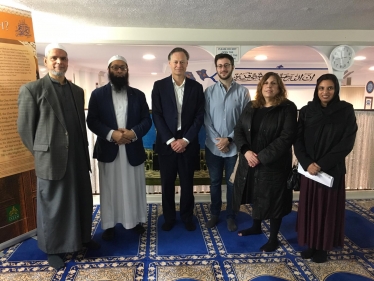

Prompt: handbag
[287,163,300,191]
[229,153,240,184]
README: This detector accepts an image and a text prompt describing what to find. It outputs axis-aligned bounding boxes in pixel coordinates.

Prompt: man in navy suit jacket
[87,55,151,240]
[152,47,205,231]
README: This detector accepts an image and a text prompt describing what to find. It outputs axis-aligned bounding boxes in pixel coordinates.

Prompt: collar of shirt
[49,75,67,85]
[172,78,186,89]
[218,79,235,91]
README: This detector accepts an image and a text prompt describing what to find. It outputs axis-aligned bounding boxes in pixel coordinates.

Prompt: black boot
[238,219,262,236]
[260,218,282,252]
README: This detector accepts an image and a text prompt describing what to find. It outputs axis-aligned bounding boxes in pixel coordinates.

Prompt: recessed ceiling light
[151,72,157,75]
[369,66,374,71]
[143,54,155,60]
[255,55,267,61]
[354,56,366,60]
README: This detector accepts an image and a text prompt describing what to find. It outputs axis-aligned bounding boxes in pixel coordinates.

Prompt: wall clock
[366,81,374,94]
[329,45,355,71]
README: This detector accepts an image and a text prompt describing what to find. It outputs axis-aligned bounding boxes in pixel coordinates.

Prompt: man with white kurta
[87,55,152,240]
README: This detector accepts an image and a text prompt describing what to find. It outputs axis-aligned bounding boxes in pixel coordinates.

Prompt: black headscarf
[305,73,349,128]
[312,73,340,106]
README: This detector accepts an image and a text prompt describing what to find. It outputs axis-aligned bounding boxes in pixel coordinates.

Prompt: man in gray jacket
[17,43,99,270]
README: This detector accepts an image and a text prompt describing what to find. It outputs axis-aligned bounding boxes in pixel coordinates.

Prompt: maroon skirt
[296,174,346,251]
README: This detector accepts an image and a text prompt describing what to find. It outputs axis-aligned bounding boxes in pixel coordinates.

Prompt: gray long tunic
[36,79,93,254]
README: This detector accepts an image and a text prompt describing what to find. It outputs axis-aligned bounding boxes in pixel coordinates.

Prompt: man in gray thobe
[17,43,99,270]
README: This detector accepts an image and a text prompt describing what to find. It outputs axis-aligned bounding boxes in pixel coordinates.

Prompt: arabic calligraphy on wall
[233,68,328,86]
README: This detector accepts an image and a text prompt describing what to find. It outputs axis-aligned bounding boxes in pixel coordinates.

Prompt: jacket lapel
[105,83,118,127]
[181,77,191,114]
[42,75,67,129]
[69,81,87,133]
[126,86,134,127]
[167,76,178,112]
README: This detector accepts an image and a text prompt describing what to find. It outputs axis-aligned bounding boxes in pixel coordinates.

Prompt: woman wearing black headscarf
[294,73,357,263]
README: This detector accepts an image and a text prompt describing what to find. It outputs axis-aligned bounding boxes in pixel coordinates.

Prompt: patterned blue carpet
[1,200,374,280]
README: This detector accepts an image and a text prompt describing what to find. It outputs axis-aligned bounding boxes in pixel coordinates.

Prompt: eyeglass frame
[216,63,232,69]
[110,65,128,71]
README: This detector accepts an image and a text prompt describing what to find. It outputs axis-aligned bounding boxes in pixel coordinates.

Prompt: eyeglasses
[110,65,128,71]
[216,63,231,69]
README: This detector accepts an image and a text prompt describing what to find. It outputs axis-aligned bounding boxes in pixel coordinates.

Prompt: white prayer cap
[45,43,67,56]
[108,55,127,67]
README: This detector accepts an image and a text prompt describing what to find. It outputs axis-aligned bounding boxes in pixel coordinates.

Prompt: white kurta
[99,88,147,230]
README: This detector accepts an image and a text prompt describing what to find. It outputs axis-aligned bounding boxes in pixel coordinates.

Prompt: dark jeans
[205,147,237,219]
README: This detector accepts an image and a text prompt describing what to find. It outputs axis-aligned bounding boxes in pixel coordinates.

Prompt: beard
[108,71,129,92]
[50,69,66,77]
[217,68,234,81]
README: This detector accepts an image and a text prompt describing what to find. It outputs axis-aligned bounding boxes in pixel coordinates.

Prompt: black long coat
[233,100,297,220]
[294,100,357,187]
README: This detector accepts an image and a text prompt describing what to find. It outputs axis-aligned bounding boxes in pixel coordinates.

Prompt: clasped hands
[244,150,260,168]
[215,137,230,153]
[111,128,135,145]
[307,162,321,175]
[171,139,188,153]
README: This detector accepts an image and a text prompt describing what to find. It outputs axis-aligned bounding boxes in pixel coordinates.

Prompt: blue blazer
[151,75,205,156]
[87,83,152,166]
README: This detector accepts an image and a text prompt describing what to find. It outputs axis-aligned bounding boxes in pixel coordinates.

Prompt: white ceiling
[10,0,374,30]
[3,0,374,76]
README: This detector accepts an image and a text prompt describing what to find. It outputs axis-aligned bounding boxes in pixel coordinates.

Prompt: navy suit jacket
[87,83,152,166]
[151,75,205,156]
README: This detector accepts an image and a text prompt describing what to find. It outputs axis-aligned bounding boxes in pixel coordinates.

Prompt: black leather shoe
[161,222,174,231]
[206,215,219,228]
[312,250,327,263]
[133,223,146,235]
[185,220,196,231]
[102,227,115,241]
[47,254,65,270]
[83,239,101,250]
[301,248,315,259]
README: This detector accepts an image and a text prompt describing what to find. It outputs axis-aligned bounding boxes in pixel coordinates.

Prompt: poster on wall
[216,46,240,63]
[0,5,36,178]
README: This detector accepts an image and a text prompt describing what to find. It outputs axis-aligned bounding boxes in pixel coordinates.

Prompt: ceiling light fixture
[369,66,374,71]
[143,54,155,60]
[151,72,157,75]
[354,56,366,60]
[255,55,267,61]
